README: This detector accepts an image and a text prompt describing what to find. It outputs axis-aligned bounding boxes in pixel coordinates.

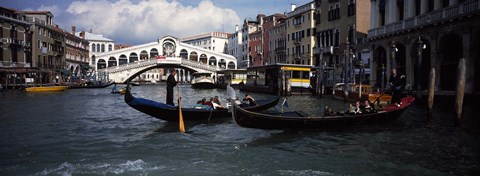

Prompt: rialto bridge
[94,36,237,83]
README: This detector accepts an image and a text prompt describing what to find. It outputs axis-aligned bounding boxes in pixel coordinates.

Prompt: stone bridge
[93,35,237,83]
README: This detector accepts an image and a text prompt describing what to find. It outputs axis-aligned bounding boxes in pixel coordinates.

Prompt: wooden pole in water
[281,70,286,96]
[427,68,435,120]
[454,58,466,126]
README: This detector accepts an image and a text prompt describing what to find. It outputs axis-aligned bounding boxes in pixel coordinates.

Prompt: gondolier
[389,68,405,107]
[166,69,178,106]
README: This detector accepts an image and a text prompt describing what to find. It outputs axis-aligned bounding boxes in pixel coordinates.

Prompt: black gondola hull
[125,87,280,122]
[233,96,415,129]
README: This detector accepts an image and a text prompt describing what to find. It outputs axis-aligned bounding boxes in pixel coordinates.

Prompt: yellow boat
[25,86,69,92]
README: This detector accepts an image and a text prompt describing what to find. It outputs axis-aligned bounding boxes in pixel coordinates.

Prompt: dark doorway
[439,34,463,91]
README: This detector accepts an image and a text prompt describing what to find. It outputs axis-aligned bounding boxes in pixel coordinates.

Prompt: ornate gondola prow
[124,81,134,103]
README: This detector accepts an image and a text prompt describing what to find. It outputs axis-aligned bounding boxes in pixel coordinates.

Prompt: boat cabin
[240,64,314,95]
[216,69,247,87]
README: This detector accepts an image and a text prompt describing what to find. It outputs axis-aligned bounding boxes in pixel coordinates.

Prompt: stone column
[387,0,397,24]
[434,0,442,10]
[405,43,414,87]
[405,0,415,18]
[370,0,377,29]
[369,45,376,87]
[449,0,458,6]
[421,0,428,14]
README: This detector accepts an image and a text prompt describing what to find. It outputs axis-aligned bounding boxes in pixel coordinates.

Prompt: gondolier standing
[389,68,405,107]
[166,69,178,106]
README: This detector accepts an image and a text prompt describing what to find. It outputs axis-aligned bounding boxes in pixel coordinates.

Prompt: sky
[1,0,312,45]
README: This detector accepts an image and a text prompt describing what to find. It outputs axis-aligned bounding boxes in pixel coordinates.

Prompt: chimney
[235,25,239,32]
[71,26,76,34]
[80,31,85,39]
[291,4,296,12]
[89,29,92,33]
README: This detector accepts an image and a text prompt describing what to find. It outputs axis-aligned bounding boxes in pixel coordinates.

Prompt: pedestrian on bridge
[166,69,178,106]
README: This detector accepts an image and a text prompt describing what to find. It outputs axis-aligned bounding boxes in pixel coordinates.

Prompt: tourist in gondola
[166,69,178,106]
[361,100,376,114]
[212,96,225,109]
[389,68,405,107]
[243,94,257,106]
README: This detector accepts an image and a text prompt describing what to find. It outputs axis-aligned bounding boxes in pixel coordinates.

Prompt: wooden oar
[177,85,185,133]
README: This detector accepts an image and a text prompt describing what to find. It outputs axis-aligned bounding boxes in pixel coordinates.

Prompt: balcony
[293,38,302,45]
[368,0,480,39]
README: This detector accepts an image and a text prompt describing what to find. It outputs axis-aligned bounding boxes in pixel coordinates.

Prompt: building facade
[240,17,262,68]
[76,30,114,69]
[269,19,287,64]
[227,25,244,66]
[181,32,230,55]
[314,0,371,85]
[65,26,89,81]
[0,7,32,86]
[286,2,316,65]
[249,30,263,66]
[260,13,287,65]
[368,0,480,94]
[23,11,66,84]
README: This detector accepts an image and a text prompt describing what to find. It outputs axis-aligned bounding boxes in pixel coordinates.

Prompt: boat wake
[36,159,163,175]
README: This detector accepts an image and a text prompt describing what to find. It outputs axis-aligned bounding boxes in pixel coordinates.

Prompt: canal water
[0,84,479,175]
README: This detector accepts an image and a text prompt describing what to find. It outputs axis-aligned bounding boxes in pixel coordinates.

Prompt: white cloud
[66,0,240,44]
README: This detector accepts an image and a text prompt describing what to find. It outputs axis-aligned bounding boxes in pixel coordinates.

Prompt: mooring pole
[281,70,286,96]
[427,68,435,120]
[454,58,466,126]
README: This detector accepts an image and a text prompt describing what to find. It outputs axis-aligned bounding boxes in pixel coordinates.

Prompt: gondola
[232,96,415,129]
[124,85,280,122]
[69,82,114,89]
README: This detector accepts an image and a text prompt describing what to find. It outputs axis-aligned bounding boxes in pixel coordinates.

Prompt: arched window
[91,43,95,52]
[108,44,113,51]
[101,44,105,52]
[96,44,100,52]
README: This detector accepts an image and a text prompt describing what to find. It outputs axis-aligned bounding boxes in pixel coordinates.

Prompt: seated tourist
[194,98,213,110]
[212,96,225,109]
[242,94,257,106]
[349,101,362,115]
[202,98,213,108]
[362,100,376,114]
[324,106,336,116]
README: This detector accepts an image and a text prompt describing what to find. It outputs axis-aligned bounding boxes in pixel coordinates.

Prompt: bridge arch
[108,57,117,67]
[209,56,217,66]
[97,59,106,69]
[190,51,198,61]
[140,50,148,60]
[219,59,226,69]
[129,53,138,63]
[200,54,207,64]
[119,54,128,65]
[180,49,188,59]
[150,48,159,59]
[227,61,235,69]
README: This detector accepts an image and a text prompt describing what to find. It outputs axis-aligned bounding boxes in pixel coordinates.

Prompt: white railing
[368,0,480,38]
[98,57,225,74]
